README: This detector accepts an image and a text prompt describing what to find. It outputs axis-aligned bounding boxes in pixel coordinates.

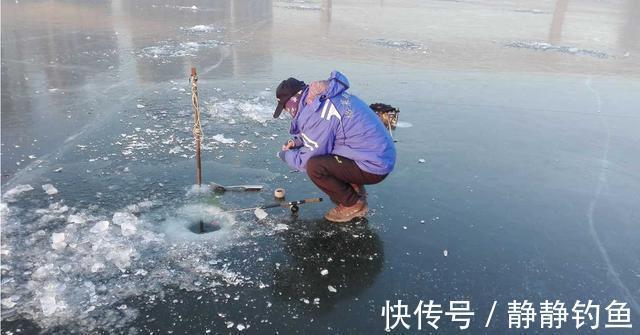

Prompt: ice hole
[188,220,222,234]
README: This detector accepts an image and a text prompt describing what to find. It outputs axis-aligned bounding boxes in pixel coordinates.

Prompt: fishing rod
[221,197,323,214]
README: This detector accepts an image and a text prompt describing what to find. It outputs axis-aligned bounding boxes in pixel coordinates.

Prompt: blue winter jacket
[279,71,396,175]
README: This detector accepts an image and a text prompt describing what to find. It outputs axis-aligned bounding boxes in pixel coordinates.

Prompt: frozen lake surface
[2,0,639,333]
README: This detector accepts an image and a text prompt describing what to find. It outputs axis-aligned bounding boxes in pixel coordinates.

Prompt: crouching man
[274,71,396,223]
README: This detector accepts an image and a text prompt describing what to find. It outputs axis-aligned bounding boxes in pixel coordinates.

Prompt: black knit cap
[273,78,306,118]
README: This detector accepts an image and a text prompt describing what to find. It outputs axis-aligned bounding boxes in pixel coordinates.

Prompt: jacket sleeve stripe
[300,132,320,149]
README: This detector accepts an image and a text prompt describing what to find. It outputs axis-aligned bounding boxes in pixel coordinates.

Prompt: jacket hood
[289,70,350,135]
[325,70,350,99]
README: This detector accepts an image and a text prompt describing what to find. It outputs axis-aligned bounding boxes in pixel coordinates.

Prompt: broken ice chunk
[40,294,58,316]
[40,283,65,317]
[327,285,337,293]
[90,221,110,233]
[274,223,289,231]
[254,208,268,220]
[443,249,448,257]
[112,212,137,236]
[91,263,105,273]
[1,296,19,308]
[169,146,184,154]
[51,233,67,250]
[42,184,59,195]
[320,269,329,276]
[107,247,133,272]
[136,104,145,109]
[3,184,34,202]
[68,214,86,224]
[418,158,426,163]
[211,134,236,144]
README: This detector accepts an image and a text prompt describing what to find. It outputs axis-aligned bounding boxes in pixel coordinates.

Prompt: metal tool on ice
[210,182,264,192]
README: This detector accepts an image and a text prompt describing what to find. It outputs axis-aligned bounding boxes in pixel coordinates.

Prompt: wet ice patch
[505,41,611,58]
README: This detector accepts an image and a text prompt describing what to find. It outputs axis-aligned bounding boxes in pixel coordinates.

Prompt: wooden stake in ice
[190,67,203,187]
[190,67,205,233]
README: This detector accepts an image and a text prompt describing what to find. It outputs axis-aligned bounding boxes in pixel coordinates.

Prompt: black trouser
[306,155,387,206]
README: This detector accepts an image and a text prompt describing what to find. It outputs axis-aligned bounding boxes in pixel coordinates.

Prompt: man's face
[284,91,302,117]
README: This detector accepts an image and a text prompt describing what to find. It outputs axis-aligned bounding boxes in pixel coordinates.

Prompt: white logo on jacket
[320,100,342,121]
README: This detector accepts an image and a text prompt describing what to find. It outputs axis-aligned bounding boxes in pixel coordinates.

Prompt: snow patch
[505,41,611,58]
[211,134,236,144]
[182,24,223,33]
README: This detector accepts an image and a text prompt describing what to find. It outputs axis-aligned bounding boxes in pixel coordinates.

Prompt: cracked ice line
[584,77,639,313]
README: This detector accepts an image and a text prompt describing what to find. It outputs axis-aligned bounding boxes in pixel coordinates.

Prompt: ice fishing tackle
[221,197,322,214]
